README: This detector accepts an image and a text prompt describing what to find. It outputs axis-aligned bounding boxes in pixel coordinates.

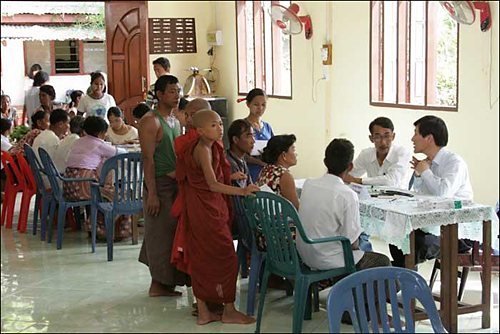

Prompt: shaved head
[186,98,211,112]
[193,109,220,129]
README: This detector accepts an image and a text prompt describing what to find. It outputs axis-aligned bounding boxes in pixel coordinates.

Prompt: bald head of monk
[193,109,223,142]
[185,98,212,130]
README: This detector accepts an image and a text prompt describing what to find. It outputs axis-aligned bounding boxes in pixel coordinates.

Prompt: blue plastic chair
[24,144,53,240]
[38,147,94,249]
[90,152,143,261]
[326,267,447,333]
[245,191,357,333]
[233,195,267,316]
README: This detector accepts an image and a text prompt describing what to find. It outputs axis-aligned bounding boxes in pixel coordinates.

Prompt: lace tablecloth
[360,197,499,255]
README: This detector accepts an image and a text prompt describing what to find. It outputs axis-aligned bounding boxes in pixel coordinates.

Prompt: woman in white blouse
[78,71,116,121]
[105,106,138,145]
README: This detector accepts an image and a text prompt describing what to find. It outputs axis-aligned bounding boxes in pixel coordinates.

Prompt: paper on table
[251,140,268,157]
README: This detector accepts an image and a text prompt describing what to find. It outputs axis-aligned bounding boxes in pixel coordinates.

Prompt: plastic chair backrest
[326,267,447,333]
[233,195,256,252]
[245,191,307,276]
[1,149,24,188]
[99,152,143,209]
[37,147,63,199]
[23,144,47,193]
[16,153,37,192]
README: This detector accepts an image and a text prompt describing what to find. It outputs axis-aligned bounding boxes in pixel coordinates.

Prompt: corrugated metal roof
[1,24,105,41]
[1,1,104,16]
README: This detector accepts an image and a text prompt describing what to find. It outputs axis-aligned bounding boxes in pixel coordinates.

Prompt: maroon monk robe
[176,137,237,304]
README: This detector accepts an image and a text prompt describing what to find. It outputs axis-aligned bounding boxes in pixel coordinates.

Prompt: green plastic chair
[245,191,357,333]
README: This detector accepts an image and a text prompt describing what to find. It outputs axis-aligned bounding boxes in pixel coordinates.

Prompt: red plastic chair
[16,153,38,233]
[1,150,25,229]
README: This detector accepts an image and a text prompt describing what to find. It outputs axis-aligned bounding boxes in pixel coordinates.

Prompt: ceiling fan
[439,1,491,32]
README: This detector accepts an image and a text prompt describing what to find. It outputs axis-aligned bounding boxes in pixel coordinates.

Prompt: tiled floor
[1,195,499,333]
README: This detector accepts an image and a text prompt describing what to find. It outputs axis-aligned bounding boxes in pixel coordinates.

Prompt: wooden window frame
[23,40,93,77]
[236,1,293,100]
[370,1,459,112]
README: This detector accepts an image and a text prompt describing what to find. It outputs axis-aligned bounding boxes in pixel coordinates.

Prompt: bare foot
[222,307,256,325]
[197,311,221,325]
[196,299,222,325]
[191,302,224,317]
[148,280,182,297]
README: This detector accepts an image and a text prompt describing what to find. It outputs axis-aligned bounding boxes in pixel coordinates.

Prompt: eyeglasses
[372,135,393,142]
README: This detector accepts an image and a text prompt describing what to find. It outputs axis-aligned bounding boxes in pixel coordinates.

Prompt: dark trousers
[389,229,474,268]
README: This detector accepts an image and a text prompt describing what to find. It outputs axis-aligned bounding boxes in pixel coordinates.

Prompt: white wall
[1,39,93,107]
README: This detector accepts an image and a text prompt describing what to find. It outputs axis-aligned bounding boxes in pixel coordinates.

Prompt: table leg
[404,231,416,326]
[440,224,458,333]
[482,220,491,329]
[132,214,138,245]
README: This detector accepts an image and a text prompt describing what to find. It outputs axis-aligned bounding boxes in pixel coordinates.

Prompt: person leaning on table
[390,115,474,268]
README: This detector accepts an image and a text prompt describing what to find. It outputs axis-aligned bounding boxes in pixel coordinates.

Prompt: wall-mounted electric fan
[439,1,491,32]
[269,3,313,39]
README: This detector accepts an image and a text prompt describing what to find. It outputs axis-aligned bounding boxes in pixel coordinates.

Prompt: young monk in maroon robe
[176,110,259,325]
[171,98,211,274]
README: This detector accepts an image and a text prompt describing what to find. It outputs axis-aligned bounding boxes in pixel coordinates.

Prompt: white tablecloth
[295,179,499,255]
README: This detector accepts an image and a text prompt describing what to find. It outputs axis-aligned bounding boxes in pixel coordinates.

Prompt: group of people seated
[0,56,486,327]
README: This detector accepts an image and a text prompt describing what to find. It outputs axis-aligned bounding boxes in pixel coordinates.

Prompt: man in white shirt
[390,116,474,267]
[344,117,412,252]
[345,117,412,190]
[297,138,390,278]
[54,116,85,174]
[32,109,70,186]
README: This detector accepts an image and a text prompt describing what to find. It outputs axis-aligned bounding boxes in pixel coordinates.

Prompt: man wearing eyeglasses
[344,117,412,190]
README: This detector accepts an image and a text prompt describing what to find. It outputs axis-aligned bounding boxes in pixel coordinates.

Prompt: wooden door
[105,1,149,125]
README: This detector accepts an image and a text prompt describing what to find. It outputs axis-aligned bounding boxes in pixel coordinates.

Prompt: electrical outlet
[322,44,332,65]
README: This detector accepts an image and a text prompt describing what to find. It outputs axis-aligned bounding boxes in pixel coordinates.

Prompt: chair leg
[106,211,114,261]
[40,196,52,241]
[429,260,440,291]
[0,183,9,226]
[33,193,41,236]
[131,214,138,245]
[18,193,29,232]
[304,284,313,321]
[91,205,98,253]
[74,206,82,231]
[56,204,67,249]
[19,192,35,233]
[47,199,57,243]
[292,279,308,334]
[458,267,470,302]
[247,252,264,316]
[6,190,17,229]
[313,283,320,312]
[255,270,271,334]
[237,241,249,279]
